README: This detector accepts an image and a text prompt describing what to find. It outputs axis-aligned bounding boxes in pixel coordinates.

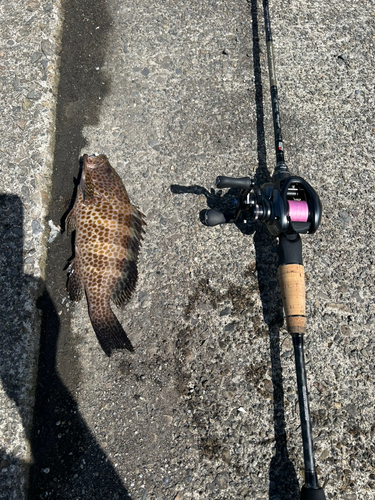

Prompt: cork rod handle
[278,264,306,334]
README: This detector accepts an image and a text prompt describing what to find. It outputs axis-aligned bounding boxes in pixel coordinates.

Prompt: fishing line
[288,201,309,222]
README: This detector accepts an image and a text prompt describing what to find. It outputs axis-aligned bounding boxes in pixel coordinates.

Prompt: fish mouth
[80,154,108,198]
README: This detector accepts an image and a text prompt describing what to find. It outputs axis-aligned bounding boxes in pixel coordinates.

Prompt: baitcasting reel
[204,169,322,238]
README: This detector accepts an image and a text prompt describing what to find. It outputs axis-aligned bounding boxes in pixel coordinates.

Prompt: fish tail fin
[89,304,134,356]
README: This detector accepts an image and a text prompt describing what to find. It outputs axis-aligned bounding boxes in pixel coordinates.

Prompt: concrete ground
[0,0,374,499]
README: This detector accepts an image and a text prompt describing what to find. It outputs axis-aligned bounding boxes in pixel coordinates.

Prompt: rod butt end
[300,486,326,500]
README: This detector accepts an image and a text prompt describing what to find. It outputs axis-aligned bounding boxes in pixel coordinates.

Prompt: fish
[66,154,146,356]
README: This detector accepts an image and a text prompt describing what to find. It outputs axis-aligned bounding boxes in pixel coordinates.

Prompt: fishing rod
[203,1,326,498]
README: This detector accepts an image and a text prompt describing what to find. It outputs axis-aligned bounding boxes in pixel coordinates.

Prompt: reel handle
[215,176,253,190]
[203,209,234,226]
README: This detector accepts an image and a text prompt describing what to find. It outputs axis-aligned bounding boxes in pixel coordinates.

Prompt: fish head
[80,154,117,201]
[83,154,109,170]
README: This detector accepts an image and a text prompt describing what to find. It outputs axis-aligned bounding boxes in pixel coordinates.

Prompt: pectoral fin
[66,208,76,235]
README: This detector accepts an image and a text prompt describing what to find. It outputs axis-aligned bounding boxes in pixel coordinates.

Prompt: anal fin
[67,260,84,301]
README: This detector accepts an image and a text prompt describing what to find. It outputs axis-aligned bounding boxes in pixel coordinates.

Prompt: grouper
[66,154,146,356]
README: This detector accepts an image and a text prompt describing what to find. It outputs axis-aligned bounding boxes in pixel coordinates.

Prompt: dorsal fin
[111,260,138,307]
[111,208,146,307]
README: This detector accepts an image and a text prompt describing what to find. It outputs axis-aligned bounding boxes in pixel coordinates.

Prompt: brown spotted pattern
[66,154,146,356]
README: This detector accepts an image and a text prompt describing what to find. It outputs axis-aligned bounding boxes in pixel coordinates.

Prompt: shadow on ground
[29,283,132,499]
[0,193,132,499]
[0,194,35,500]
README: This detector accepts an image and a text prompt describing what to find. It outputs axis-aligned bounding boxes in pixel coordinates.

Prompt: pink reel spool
[288,200,309,222]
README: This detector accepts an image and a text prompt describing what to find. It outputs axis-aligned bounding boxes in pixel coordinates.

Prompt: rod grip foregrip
[278,264,306,334]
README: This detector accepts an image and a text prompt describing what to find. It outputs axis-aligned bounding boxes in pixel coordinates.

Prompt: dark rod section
[263,0,285,169]
[293,333,319,490]
[263,0,290,182]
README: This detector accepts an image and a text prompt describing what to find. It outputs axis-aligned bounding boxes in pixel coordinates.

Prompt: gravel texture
[1,0,375,499]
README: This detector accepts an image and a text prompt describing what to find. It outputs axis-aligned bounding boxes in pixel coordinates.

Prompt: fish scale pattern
[66,154,146,356]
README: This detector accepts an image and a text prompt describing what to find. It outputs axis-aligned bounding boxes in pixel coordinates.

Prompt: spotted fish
[66,154,145,356]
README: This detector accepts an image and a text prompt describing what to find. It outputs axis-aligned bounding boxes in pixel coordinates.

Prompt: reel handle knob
[216,176,253,190]
[203,209,234,226]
